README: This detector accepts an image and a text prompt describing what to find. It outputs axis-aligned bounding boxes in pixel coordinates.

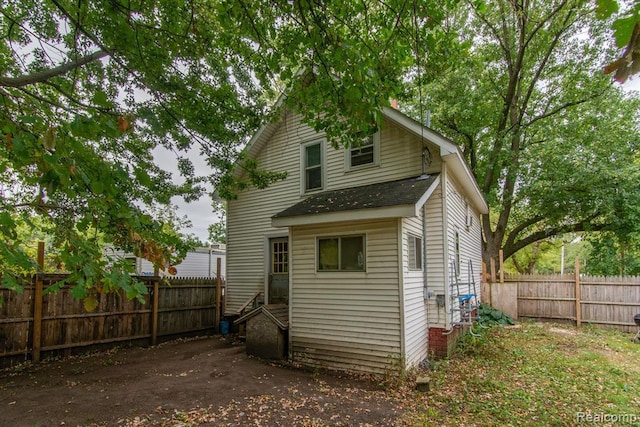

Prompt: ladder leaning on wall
[444,259,480,335]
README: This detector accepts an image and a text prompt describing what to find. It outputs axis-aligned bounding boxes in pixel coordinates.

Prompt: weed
[477,303,515,326]
[379,353,417,390]
[408,321,640,426]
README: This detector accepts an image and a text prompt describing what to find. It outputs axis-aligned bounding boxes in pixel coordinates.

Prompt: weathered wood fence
[0,271,225,368]
[483,256,640,333]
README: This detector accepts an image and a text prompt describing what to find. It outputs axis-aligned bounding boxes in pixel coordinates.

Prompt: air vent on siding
[465,202,473,230]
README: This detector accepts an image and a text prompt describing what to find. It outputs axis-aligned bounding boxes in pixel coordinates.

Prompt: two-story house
[224,104,488,374]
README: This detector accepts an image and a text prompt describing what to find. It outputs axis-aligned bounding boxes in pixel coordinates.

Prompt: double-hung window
[318,235,365,271]
[347,132,379,169]
[303,141,323,192]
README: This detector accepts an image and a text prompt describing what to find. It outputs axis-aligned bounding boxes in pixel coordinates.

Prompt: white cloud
[153,146,218,243]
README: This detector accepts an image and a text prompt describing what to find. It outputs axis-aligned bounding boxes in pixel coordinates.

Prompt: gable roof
[381,107,488,214]
[240,104,488,215]
[233,303,289,330]
[272,174,440,227]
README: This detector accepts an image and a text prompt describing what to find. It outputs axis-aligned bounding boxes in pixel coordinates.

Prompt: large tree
[407,0,640,264]
[0,0,452,300]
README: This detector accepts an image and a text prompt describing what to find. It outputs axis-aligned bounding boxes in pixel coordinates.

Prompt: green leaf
[92,91,109,107]
[612,16,637,48]
[135,168,151,186]
[596,0,619,19]
[18,115,44,126]
[91,180,104,194]
[71,283,88,299]
[83,295,99,312]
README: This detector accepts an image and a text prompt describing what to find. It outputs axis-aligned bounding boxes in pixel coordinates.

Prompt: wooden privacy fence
[483,258,640,333]
[0,272,225,368]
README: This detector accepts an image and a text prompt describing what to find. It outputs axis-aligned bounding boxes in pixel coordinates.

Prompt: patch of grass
[406,322,640,426]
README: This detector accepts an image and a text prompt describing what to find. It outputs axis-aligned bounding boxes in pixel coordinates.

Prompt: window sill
[345,163,380,174]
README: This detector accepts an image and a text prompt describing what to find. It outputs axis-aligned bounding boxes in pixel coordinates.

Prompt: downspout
[423,204,429,301]
[421,148,430,301]
[441,165,451,331]
[397,219,406,369]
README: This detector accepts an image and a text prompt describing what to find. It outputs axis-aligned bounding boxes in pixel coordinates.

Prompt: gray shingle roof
[273,174,440,219]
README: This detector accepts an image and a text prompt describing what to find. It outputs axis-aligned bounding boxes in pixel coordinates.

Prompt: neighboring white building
[106,245,226,278]
[225,105,488,373]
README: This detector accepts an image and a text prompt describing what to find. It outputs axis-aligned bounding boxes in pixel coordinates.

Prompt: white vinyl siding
[329,117,442,190]
[226,111,319,314]
[445,173,483,326]
[106,247,225,278]
[418,182,447,328]
[400,180,446,366]
[290,220,401,374]
[402,213,428,367]
[226,112,445,315]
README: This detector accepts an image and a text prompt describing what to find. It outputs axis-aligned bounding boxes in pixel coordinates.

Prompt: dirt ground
[0,335,406,427]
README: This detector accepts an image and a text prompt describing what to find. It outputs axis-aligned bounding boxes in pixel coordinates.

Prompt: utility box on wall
[235,304,288,360]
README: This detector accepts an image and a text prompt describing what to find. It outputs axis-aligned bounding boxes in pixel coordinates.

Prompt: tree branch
[521,0,569,51]
[503,217,606,259]
[518,8,575,125]
[470,0,512,68]
[42,81,117,115]
[0,50,109,88]
[503,214,546,251]
[523,86,609,129]
[440,114,477,173]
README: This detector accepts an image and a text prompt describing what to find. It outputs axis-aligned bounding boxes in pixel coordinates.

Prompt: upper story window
[346,132,380,170]
[302,140,323,192]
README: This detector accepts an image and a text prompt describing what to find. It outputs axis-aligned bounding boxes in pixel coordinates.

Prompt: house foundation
[428,326,465,358]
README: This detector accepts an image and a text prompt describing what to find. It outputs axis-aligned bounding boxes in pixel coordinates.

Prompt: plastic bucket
[220,320,230,336]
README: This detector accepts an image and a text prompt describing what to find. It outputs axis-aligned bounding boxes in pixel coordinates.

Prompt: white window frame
[344,131,380,171]
[408,234,423,271]
[300,139,325,194]
[317,235,366,272]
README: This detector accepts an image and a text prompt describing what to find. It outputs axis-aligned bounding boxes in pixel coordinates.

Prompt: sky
[153,146,217,244]
[624,76,640,92]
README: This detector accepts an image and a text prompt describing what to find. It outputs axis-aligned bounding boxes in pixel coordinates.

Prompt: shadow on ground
[0,336,405,426]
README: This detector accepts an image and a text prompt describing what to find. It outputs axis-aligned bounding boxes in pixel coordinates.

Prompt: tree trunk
[482,213,504,267]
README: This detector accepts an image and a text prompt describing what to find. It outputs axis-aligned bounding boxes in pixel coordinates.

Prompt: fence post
[481,262,491,306]
[151,269,159,346]
[490,258,496,284]
[215,258,222,333]
[575,257,581,327]
[32,241,45,363]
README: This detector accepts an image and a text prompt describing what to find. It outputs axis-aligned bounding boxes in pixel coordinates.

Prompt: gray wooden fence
[0,273,224,368]
[483,272,640,332]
